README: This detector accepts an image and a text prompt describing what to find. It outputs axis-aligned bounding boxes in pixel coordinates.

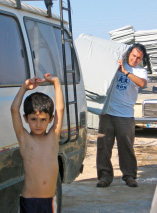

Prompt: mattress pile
[109,25,135,45]
[135,30,157,74]
[109,26,157,74]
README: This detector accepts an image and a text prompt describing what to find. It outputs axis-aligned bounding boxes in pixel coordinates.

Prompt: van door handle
[21,49,24,58]
[32,51,36,59]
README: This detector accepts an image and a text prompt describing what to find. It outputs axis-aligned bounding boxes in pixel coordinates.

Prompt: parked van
[0,0,87,212]
[134,74,157,128]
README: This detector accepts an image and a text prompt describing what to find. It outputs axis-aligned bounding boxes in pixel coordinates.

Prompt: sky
[26,0,157,40]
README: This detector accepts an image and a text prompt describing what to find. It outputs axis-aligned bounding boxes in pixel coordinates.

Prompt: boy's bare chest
[21,138,59,162]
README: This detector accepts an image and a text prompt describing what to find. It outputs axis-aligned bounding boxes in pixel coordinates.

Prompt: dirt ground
[62,128,157,213]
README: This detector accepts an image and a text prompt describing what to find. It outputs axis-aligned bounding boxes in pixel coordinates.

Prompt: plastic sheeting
[75,34,129,115]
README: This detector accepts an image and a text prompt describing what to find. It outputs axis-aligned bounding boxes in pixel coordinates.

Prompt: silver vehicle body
[0,0,87,212]
[135,74,157,128]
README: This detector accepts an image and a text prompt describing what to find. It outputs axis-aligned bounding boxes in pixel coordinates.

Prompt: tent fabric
[75,34,129,115]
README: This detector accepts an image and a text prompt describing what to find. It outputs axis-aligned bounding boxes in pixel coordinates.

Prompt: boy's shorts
[20,196,54,213]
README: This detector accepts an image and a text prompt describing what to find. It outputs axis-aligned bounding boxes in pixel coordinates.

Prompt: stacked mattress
[109,26,157,74]
[109,25,135,44]
[135,30,157,74]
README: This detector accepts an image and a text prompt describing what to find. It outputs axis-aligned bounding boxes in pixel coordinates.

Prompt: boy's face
[24,111,53,135]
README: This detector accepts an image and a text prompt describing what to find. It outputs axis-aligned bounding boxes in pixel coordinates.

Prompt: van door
[0,12,29,212]
[0,12,29,154]
[24,18,80,143]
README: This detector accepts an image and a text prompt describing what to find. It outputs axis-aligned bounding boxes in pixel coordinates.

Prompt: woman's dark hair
[24,92,54,119]
[126,43,148,67]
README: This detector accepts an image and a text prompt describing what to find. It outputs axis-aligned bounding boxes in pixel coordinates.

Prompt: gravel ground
[62,128,157,213]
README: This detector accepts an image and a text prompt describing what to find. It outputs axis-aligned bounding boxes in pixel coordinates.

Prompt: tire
[55,172,62,213]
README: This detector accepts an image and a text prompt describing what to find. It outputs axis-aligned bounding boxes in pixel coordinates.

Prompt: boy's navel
[43,181,46,185]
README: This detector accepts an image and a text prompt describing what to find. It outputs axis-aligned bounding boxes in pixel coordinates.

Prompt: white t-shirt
[107,62,148,117]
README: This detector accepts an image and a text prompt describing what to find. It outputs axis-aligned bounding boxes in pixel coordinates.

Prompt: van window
[25,19,80,84]
[0,14,28,85]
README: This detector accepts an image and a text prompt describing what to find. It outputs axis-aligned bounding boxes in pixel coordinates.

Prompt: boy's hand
[43,73,60,84]
[23,74,60,91]
[24,77,44,90]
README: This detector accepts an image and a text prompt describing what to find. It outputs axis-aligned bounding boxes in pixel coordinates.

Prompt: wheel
[55,172,62,213]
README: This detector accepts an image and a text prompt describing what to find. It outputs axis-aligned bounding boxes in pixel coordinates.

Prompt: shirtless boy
[11,73,64,213]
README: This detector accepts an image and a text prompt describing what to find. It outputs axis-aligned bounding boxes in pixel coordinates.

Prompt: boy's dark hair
[24,92,54,119]
[126,43,148,67]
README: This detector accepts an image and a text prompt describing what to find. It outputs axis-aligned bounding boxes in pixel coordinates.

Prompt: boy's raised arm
[44,74,64,137]
[11,85,27,142]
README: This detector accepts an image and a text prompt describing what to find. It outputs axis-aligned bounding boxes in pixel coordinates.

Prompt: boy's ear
[49,114,54,123]
[23,114,28,123]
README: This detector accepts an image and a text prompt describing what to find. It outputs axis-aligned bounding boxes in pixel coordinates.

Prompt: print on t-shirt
[116,74,130,91]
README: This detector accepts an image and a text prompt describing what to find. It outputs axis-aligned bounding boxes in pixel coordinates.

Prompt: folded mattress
[75,34,129,114]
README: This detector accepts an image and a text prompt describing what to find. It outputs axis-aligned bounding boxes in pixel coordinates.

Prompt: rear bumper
[135,117,157,128]
[135,117,157,124]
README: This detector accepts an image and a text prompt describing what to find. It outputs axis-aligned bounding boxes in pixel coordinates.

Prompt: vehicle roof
[0,0,65,22]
